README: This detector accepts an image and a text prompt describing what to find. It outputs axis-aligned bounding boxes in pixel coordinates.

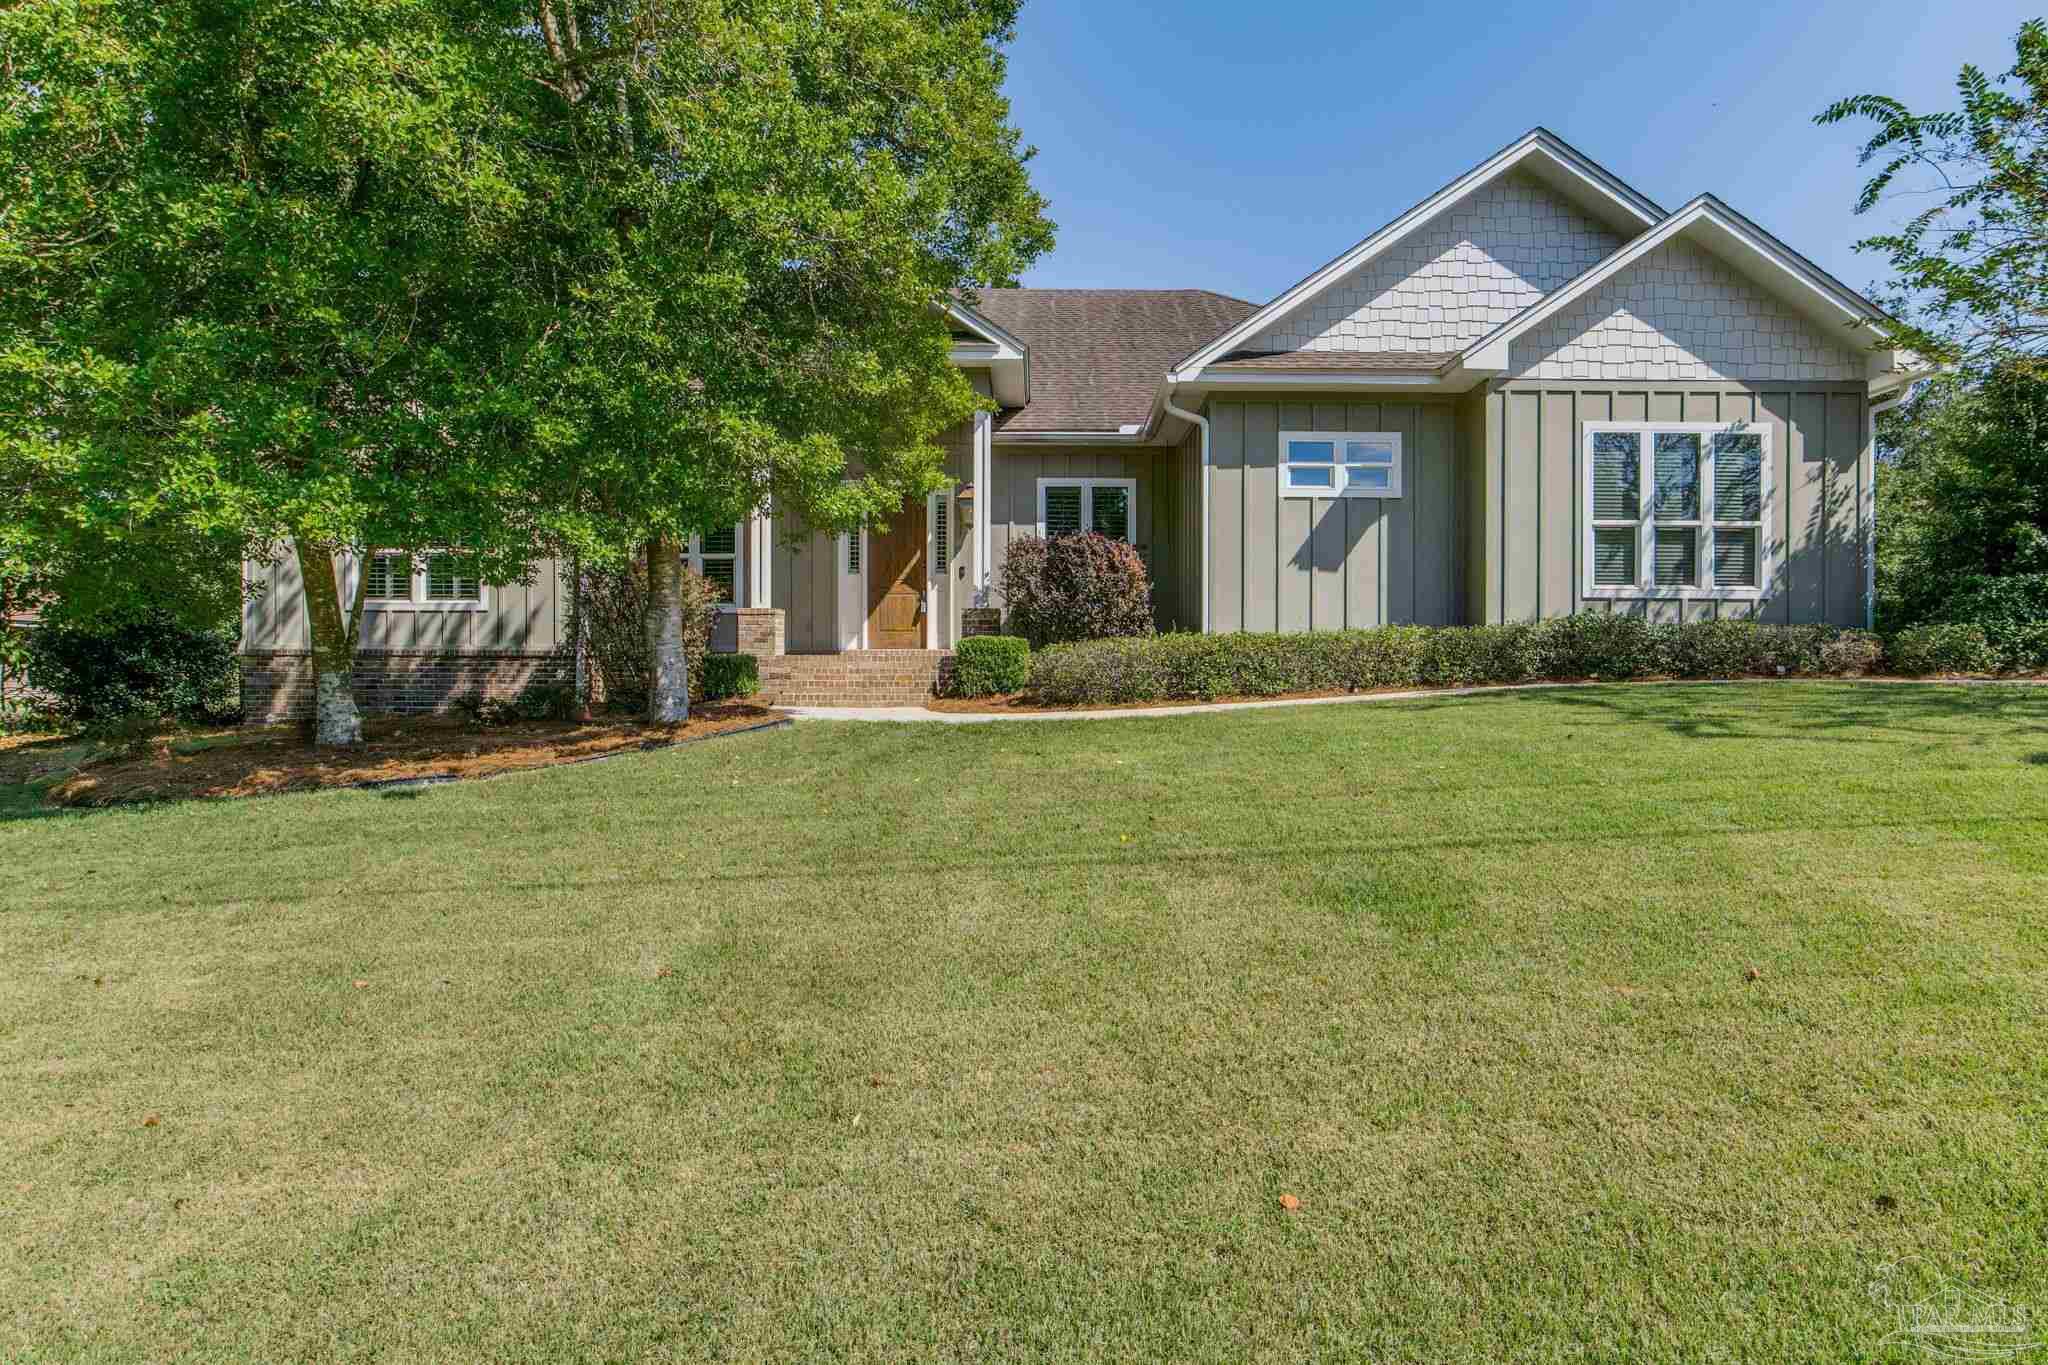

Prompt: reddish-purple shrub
[1000,533,1153,648]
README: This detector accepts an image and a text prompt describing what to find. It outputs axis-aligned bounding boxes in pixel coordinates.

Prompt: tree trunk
[298,540,363,746]
[644,533,689,724]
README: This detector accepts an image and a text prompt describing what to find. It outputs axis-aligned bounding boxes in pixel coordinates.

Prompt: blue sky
[1002,0,2036,304]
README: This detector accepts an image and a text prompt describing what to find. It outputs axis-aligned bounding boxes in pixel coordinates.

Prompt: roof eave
[943,299,1030,407]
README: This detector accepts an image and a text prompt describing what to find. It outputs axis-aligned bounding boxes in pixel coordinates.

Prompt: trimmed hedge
[1927,574,2048,672]
[947,635,1029,697]
[1885,624,1997,677]
[698,653,760,701]
[1024,617,1909,705]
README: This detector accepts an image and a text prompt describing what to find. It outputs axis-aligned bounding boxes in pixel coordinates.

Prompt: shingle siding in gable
[1247,171,1623,355]
[1507,238,1866,382]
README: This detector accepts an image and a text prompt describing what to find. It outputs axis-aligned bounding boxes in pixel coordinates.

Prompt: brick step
[754,649,950,705]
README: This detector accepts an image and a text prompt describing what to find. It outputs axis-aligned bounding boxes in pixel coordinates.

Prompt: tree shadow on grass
[0,735,96,825]
[1458,681,2048,745]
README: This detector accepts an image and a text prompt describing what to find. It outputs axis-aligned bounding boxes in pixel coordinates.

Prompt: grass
[3,682,2046,1362]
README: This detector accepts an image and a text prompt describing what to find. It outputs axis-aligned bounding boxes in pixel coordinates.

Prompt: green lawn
[4,683,2046,1362]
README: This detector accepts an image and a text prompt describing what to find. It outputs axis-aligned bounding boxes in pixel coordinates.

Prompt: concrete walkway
[780,680,1592,723]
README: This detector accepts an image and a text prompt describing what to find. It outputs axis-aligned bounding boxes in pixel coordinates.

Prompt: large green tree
[0,0,1051,741]
[1817,17,2048,369]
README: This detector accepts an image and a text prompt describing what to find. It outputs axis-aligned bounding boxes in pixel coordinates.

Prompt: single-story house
[241,128,1926,715]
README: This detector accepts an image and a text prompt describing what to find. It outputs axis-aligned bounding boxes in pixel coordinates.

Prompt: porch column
[973,409,993,606]
[747,506,773,610]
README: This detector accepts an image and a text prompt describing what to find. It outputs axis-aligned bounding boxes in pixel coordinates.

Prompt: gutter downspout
[1163,386,1211,634]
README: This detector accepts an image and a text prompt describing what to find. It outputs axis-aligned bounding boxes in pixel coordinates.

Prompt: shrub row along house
[240,129,1927,715]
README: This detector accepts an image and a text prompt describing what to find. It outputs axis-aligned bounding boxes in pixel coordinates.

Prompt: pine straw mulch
[34,704,786,807]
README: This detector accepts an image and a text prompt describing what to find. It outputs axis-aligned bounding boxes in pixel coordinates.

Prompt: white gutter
[993,430,1155,445]
[1163,387,1211,634]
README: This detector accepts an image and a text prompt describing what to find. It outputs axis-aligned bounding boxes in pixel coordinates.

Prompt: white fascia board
[1167,128,1665,382]
[944,299,1030,407]
[1458,196,1889,373]
[942,299,1028,355]
[1193,370,1448,388]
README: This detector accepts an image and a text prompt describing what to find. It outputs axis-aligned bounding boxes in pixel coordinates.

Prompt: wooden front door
[867,499,926,649]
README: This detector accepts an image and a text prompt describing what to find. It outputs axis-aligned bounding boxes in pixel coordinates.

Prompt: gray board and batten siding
[1460,383,1871,626]
[1204,398,1464,633]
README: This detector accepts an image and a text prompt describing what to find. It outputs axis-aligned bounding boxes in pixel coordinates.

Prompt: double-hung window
[1585,423,1770,597]
[688,526,741,605]
[1037,478,1135,543]
[360,550,487,610]
[1280,431,1403,498]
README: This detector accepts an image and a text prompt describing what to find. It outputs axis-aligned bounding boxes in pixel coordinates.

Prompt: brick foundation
[240,651,576,723]
[960,607,1003,638]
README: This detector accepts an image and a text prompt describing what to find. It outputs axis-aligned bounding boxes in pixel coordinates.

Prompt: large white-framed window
[1037,478,1135,543]
[359,550,489,612]
[687,525,743,607]
[1584,422,1770,599]
[1280,431,1403,498]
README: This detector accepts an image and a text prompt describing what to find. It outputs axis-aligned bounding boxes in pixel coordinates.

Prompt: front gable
[1505,236,1866,382]
[1246,170,1625,357]
[1171,129,1663,381]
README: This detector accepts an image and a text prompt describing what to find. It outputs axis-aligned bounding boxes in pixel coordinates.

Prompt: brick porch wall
[240,650,576,723]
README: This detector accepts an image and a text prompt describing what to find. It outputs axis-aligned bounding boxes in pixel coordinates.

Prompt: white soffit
[1168,128,1666,382]
[944,299,1029,407]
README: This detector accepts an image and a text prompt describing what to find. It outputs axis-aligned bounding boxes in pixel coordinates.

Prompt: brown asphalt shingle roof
[1210,349,1461,373]
[966,289,1258,433]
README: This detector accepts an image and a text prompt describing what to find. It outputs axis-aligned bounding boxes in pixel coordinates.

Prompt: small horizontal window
[1037,479,1136,544]
[1281,431,1403,499]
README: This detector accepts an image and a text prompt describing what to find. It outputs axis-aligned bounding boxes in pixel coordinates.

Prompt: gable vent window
[1280,431,1404,498]
[1584,423,1771,599]
[1037,478,1135,544]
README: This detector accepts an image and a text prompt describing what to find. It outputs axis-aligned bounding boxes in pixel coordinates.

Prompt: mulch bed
[37,704,786,807]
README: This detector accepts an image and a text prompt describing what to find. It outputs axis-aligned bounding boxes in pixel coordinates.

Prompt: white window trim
[1582,421,1773,601]
[1279,431,1404,499]
[356,550,489,613]
[686,526,745,612]
[1035,477,1137,542]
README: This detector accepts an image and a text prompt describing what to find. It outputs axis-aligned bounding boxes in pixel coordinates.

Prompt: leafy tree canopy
[1,0,1052,735]
[1818,18,2048,369]
[1874,366,2048,626]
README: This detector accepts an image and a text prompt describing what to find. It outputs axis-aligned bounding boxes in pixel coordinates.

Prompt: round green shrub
[24,610,240,724]
[1929,573,2048,671]
[999,534,1153,649]
[1885,623,1998,676]
[699,653,760,701]
[948,636,1029,697]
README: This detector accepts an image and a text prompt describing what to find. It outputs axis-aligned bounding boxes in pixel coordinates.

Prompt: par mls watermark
[1871,1259,2043,1360]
